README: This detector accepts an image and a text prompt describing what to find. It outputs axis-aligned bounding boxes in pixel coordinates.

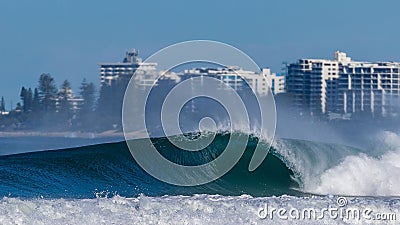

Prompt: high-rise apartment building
[99,49,158,87]
[286,51,400,118]
[100,50,285,100]
[183,66,284,96]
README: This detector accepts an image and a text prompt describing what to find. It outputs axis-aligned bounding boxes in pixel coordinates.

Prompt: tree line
[0,73,121,132]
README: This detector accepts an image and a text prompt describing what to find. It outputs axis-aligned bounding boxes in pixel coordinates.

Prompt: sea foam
[0,194,398,225]
[311,131,400,196]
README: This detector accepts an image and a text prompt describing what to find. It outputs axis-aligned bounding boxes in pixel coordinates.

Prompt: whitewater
[0,194,399,225]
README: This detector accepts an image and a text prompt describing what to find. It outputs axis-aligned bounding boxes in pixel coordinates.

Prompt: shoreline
[0,130,124,139]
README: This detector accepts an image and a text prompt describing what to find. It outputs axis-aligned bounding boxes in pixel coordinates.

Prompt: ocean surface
[1,131,400,224]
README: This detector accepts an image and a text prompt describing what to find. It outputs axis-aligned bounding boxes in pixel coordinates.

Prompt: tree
[80,79,96,112]
[0,96,5,113]
[20,87,26,104]
[32,88,41,113]
[58,80,72,117]
[26,88,33,111]
[96,84,112,116]
[76,79,96,130]
[38,73,57,112]
[20,87,33,112]
[95,78,128,130]
[15,102,23,111]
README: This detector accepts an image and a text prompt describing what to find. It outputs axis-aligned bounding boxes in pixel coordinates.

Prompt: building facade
[100,49,158,87]
[99,50,284,97]
[55,87,84,115]
[262,68,285,95]
[286,51,400,118]
[182,66,284,96]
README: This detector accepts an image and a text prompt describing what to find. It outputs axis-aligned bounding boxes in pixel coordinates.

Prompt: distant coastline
[0,130,123,138]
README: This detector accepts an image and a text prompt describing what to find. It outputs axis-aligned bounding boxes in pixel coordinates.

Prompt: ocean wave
[1,130,400,198]
[0,132,297,198]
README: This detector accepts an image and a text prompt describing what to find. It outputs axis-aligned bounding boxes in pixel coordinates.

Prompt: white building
[99,50,284,97]
[100,49,158,87]
[183,66,284,96]
[55,87,84,115]
[286,51,400,118]
[262,68,285,95]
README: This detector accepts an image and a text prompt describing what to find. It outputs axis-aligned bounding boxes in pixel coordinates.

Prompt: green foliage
[95,78,127,131]
[38,73,58,112]
[0,96,5,112]
[58,80,73,118]
[79,79,96,113]
[20,87,33,112]
[75,79,97,131]
[1,72,129,132]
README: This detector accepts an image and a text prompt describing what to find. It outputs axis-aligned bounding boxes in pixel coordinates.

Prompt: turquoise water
[0,134,300,198]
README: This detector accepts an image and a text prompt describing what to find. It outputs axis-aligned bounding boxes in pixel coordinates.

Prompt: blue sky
[1,0,400,109]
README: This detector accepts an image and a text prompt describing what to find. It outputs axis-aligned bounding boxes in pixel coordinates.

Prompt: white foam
[0,195,400,225]
[273,138,359,191]
[0,195,398,225]
[312,131,400,196]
